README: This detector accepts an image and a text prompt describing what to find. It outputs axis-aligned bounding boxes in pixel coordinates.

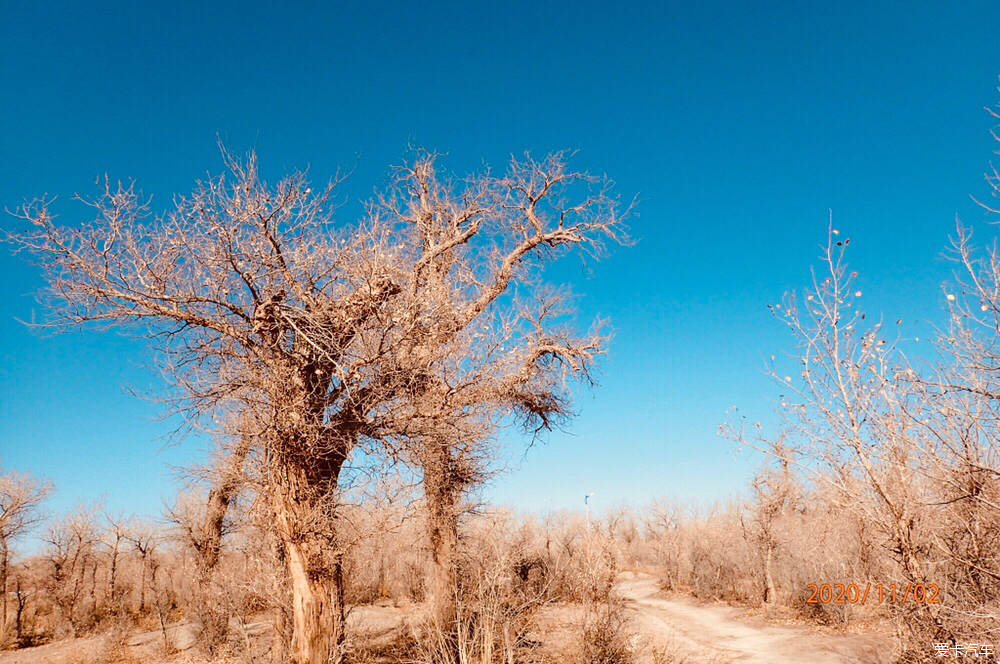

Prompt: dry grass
[3,485,985,664]
[574,599,636,664]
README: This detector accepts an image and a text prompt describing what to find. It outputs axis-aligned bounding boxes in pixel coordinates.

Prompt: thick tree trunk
[193,566,229,654]
[423,442,461,633]
[270,536,293,664]
[199,435,251,571]
[285,537,345,664]
[273,459,347,664]
[428,491,460,630]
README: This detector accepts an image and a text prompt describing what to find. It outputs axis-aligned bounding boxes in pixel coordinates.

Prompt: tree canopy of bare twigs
[7,146,627,664]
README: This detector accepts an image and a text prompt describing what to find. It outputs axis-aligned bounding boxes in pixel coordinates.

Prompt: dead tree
[369,154,625,638]
[125,521,160,615]
[399,322,606,638]
[197,433,251,574]
[0,468,51,644]
[9,151,401,663]
[11,568,30,645]
[167,430,252,654]
[902,97,1000,641]
[8,147,624,664]
[740,437,797,605]
[765,228,951,640]
[43,506,99,637]
[100,514,130,617]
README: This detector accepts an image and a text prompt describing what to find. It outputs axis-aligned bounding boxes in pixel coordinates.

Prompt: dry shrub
[410,512,548,664]
[683,507,754,603]
[388,508,632,664]
[523,513,622,604]
[341,502,428,605]
[96,636,145,664]
[575,598,635,664]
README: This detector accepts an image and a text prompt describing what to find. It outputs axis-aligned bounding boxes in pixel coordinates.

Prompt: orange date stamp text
[806,583,941,605]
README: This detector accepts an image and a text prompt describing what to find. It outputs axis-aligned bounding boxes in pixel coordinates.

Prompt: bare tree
[8,147,624,663]
[8,151,400,663]
[907,94,1000,643]
[644,501,684,591]
[722,91,1000,651]
[43,505,100,637]
[364,153,625,641]
[9,565,33,646]
[167,430,251,653]
[100,513,131,618]
[759,229,956,644]
[0,468,51,644]
[739,437,798,605]
[124,520,160,615]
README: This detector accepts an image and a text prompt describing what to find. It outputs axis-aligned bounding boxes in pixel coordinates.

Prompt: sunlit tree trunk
[423,442,461,633]
[762,544,776,604]
[273,458,347,664]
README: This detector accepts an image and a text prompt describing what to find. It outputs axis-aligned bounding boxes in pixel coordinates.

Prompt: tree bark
[138,556,146,614]
[762,543,776,604]
[273,459,347,664]
[423,442,461,633]
[0,540,8,642]
[428,496,459,631]
[14,578,26,644]
[192,435,252,653]
[284,536,345,664]
[199,435,251,572]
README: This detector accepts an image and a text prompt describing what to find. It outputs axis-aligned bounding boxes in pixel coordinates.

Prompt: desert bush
[341,501,428,605]
[680,505,754,603]
[411,514,545,664]
[532,513,622,603]
[4,506,195,648]
[575,598,635,664]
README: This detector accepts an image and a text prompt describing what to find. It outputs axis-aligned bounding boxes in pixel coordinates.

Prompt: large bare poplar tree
[8,148,624,664]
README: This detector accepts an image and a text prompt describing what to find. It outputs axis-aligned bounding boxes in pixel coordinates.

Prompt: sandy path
[617,574,893,664]
[0,604,412,664]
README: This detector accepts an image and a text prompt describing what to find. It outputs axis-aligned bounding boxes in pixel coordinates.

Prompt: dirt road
[617,574,893,664]
[0,576,894,664]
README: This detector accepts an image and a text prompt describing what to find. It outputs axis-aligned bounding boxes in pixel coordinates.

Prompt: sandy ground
[0,576,895,663]
[617,573,894,664]
[0,603,417,664]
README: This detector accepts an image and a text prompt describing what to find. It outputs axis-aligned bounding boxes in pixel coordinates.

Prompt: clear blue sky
[2,1,999,524]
